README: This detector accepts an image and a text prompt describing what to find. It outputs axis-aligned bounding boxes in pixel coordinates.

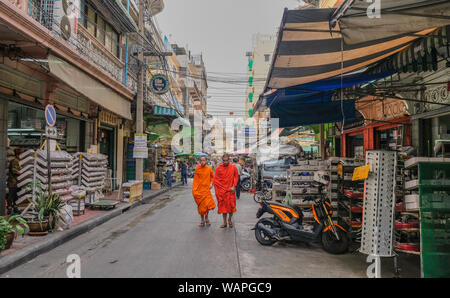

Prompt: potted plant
[0,217,11,252]
[0,215,29,251]
[43,192,66,232]
[24,181,66,233]
[24,181,49,234]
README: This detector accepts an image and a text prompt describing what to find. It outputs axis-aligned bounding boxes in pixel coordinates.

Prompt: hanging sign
[149,74,170,95]
[133,133,148,158]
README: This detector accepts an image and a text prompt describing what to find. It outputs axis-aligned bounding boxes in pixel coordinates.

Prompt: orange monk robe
[192,165,216,215]
[213,163,239,214]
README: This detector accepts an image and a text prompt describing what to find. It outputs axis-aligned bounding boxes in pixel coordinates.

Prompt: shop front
[98,110,126,190]
[409,78,450,157]
[341,95,411,158]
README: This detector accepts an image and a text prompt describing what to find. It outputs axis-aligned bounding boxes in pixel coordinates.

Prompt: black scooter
[252,185,349,254]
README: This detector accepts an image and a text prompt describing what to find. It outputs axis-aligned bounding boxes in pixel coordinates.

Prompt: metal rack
[336,159,364,244]
[287,161,327,222]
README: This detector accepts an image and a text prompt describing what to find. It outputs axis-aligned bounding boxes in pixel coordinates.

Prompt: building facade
[0,0,169,214]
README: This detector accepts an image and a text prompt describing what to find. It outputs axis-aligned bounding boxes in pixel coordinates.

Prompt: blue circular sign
[45,105,56,127]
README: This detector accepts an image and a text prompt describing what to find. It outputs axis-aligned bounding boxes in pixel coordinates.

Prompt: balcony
[26,0,133,89]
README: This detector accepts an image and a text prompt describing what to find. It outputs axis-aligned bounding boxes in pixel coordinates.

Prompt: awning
[48,54,132,120]
[331,0,450,45]
[259,71,393,128]
[266,8,430,90]
[370,25,449,74]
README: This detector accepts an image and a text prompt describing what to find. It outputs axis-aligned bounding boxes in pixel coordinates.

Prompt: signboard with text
[133,134,148,159]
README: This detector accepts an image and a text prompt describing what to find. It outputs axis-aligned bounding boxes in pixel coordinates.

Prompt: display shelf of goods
[336,160,364,243]
[399,158,450,277]
[288,160,336,220]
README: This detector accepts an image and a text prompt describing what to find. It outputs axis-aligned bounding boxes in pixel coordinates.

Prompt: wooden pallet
[87,200,119,210]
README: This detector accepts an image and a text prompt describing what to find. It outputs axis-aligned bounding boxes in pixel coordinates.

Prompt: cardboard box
[151,182,161,190]
[144,172,155,182]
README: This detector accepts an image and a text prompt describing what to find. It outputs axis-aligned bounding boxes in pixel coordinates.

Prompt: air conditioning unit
[52,0,80,42]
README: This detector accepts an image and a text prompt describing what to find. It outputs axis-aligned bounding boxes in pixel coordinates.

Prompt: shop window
[264,54,270,62]
[96,16,106,44]
[7,102,82,152]
[85,6,96,37]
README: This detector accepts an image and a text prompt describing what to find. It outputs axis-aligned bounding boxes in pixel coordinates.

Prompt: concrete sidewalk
[0,183,182,275]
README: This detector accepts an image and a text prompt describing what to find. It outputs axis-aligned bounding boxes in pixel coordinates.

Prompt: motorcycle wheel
[255,218,277,246]
[241,179,251,192]
[321,228,349,254]
[253,192,265,203]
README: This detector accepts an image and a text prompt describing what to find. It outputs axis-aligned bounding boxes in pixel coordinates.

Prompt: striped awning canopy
[331,0,450,45]
[266,8,431,90]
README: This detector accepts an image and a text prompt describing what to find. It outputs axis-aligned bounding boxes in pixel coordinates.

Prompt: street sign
[45,126,58,138]
[45,104,56,127]
[149,74,170,95]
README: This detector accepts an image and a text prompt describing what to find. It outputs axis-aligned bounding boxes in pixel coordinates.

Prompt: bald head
[199,156,207,166]
[222,154,230,166]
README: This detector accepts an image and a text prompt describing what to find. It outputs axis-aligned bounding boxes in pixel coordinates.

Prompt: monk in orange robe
[213,154,239,228]
[192,156,216,227]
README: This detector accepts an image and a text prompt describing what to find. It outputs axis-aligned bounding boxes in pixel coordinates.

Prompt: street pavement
[0,180,420,278]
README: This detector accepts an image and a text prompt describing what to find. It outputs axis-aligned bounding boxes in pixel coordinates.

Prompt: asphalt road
[0,181,420,278]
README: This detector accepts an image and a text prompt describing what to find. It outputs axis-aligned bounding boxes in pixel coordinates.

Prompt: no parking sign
[45,104,56,127]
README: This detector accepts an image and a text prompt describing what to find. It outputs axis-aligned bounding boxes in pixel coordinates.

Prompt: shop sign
[100,110,120,126]
[356,96,407,123]
[149,74,170,95]
[133,133,148,158]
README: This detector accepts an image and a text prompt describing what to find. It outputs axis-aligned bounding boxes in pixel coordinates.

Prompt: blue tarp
[264,71,393,128]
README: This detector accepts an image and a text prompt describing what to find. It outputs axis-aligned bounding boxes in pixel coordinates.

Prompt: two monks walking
[192,154,239,228]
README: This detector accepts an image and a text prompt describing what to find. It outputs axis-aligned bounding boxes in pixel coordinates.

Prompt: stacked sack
[16,149,73,204]
[70,153,82,185]
[80,153,108,192]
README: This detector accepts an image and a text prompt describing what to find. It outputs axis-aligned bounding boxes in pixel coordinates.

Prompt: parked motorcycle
[252,182,349,254]
[253,178,273,203]
[240,169,251,191]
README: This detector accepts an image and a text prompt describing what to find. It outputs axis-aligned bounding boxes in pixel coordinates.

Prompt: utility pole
[135,0,145,181]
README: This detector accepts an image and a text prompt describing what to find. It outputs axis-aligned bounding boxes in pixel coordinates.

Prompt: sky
[155,0,303,122]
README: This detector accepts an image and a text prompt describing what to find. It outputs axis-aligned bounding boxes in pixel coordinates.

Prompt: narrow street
[1,181,419,278]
